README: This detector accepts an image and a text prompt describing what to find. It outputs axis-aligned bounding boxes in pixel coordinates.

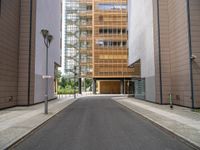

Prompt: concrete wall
[153,0,193,106]
[128,0,156,101]
[153,0,191,105]
[152,0,199,107]
[145,76,156,101]
[0,0,62,109]
[34,0,62,103]
[128,0,200,107]
[157,0,171,104]
[128,0,155,77]
[190,0,200,107]
[152,0,161,104]
[0,0,37,108]
[167,0,191,107]
[0,0,20,108]
[17,0,36,105]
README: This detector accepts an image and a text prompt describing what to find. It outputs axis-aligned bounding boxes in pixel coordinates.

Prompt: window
[99,29,103,34]
[113,42,117,46]
[118,29,121,34]
[96,41,127,47]
[99,15,103,22]
[87,5,92,11]
[107,41,111,46]
[96,40,104,47]
[97,3,127,11]
[99,28,125,35]
[123,41,127,46]
[122,29,126,34]
[113,29,117,34]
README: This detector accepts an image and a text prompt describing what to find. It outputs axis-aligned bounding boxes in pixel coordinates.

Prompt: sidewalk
[113,97,200,149]
[0,96,76,150]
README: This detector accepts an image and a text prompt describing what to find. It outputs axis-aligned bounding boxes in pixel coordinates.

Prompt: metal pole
[169,93,173,109]
[74,75,76,99]
[41,29,52,114]
[45,46,48,114]
[84,78,86,92]
[74,66,76,99]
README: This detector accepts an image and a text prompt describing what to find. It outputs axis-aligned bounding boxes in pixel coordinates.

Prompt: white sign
[42,75,53,79]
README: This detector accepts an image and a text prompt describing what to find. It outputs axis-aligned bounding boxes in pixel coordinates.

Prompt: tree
[85,78,92,91]
[55,70,62,80]
[60,76,68,88]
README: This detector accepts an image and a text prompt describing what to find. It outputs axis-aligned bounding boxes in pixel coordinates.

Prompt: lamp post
[74,66,77,99]
[41,29,53,114]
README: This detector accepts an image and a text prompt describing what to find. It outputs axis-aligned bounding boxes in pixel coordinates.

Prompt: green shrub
[57,86,78,94]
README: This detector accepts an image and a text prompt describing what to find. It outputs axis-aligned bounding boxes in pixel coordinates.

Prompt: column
[78,78,82,94]
[93,78,96,94]
[120,79,124,94]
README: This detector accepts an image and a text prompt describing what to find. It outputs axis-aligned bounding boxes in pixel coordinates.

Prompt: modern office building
[63,0,81,77]
[63,0,139,94]
[128,0,200,108]
[0,0,62,109]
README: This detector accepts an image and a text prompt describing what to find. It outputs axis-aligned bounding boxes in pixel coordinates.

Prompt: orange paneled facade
[92,0,134,78]
[66,0,139,94]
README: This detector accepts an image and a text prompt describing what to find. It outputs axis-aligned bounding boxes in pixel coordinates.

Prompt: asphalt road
[13,96,194,150]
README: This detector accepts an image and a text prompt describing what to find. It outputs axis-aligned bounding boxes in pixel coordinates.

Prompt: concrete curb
[114,100,200,150]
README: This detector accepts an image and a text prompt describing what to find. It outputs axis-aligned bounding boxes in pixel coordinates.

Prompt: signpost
[41,29,53,114]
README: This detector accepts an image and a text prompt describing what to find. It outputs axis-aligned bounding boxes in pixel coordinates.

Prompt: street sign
[42,75,53,79]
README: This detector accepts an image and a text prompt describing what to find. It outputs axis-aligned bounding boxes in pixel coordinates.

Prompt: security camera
[191,55,197,60]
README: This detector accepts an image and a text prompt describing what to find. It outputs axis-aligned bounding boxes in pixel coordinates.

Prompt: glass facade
[97,3,127,10]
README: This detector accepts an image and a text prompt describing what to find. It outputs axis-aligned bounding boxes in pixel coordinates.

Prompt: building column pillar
[93,78,96,94]
[120,79,124,94]
[78,78,82,94]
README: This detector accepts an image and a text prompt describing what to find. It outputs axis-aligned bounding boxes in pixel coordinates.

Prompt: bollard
[169,93,173,109]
